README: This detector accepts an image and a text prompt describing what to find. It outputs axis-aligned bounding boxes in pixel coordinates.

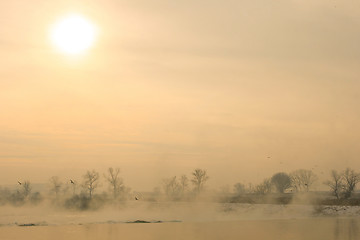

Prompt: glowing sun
[51,14,96,55]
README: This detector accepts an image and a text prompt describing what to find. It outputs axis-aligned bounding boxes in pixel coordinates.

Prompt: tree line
[0,167,209,209]
[0,167,359,209]
[160,168,209,200]
[231,168,360,201]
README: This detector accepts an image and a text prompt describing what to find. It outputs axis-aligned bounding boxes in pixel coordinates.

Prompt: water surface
[1,217,359,240]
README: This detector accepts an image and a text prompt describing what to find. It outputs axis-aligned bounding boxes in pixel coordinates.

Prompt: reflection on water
[334,218,358,240]
[0,218,359,240]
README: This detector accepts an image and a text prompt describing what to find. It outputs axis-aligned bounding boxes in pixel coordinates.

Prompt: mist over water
[1,201,360,240]
[1,0,360,239]
[0,202,314,226]
[1,167,360,239]
[1,215,359,240]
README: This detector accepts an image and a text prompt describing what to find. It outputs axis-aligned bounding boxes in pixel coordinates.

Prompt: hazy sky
[1,0,360,190]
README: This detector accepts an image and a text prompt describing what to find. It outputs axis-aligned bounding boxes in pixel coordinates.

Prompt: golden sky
[1,0,360,190]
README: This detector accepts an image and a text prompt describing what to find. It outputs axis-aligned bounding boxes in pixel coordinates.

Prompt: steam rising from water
[1,201,359,227]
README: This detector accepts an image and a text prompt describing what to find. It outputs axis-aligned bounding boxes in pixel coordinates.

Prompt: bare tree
[324,170,343,199]
[104,167,124,199]
[191,169,209,193]
[233,183,246,195]
[271,172,291,193]
[247,183,254,193]
[342,168,360,199]
[254,178,272,195]
[180,175,189,194]
[49,176,62,199]
[22,181,32,198]
[162,176,181,200]
[82,170,100,199]
[290,169,318,192]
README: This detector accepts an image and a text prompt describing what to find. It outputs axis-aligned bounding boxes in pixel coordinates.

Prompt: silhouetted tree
[247,183,254,193]
[271,172,291,193]
[290,169,317,192]
[254,178,272,195]
[342,168,360,199]
[104,167,124,199]
[82,170,100,199]
[49,176,62,199]
[324,170,343,199]
[162,176,181,200]
[233,183,246,195]
[180,175,189,194]
[22,181,32,198]
[191,169,209,193]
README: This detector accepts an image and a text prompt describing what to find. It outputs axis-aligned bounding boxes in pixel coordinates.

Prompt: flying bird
[135,196,139,200]
[17,181,21,185]
[70,179,75,184]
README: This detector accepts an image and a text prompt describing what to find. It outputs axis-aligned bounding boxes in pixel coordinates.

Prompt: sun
[51,14,97,55]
